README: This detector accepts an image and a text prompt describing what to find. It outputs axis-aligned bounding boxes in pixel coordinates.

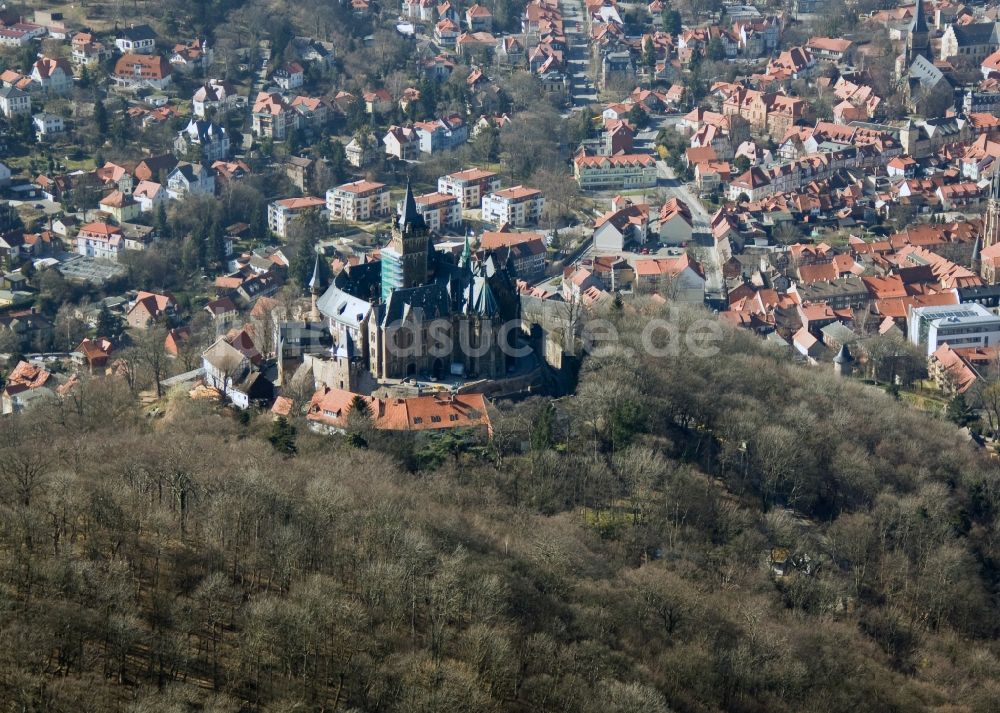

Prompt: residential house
[166,162,215,200]
[1,361,59,415]
[482,186,545,226]
[204,296,239,329]
[593,201,650,252]
[169,38,212,73]
[327,180,391,221]
[267,196,326,238]
[805,37,853,63]
[71,32,111,67]
[113,54,172,90]
[202,337,272,409]
[439,168,501,209]
[30,57,73,94]
[728,167,772,201]
[33,112,64,140]
[116,24,157,54]
[252,91,295,139]
[413,114,468,153]
[466,4,493,31]
[479,230,547,281]
[434,19,461,46]
[174,119,230,162]
[0,85,30,117]
[192,79,238,117]
[657,198,693,245]
[76,222,124,261]
[634,254,706,300]
[134,154,179,183]
[456,31,498,57]
[75,337,114,372]
[131,181,166,214]
[99,191,141,223]
[127,291,176,329]
[284,156,314,192]
[274,61,305,90]
[362,88,392,114]
[383,124,421,160]
[345,133,378,168]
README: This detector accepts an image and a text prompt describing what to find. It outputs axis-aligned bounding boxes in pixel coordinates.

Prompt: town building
[481,186,545,226]
[76,222,124,261]
[907,303,1000,356]
[327,180,391,222]
[397,192,463,232]
[268,196,326,238]
[438,168,501,209]
[573,154,658,190]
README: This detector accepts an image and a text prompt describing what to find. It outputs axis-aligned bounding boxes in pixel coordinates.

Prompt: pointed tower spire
[309,253,322,322]
[309,253,322,294]
[910,0,928,34]
[460,230,472,268]
[400,176,420,229]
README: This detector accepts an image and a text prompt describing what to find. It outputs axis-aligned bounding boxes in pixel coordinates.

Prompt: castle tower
[905,0,931,66]
[833,343,854,378]
[381,179,430,301]
[309,253,322,322]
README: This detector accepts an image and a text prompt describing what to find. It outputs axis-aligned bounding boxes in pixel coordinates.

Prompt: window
[431,415,441,423]
[413,417,423,424]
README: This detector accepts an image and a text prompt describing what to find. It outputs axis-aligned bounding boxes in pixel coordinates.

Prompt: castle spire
[460,230,472,267]
[309,253,322,322]
[400,176,420,229]
[309,253,322,294]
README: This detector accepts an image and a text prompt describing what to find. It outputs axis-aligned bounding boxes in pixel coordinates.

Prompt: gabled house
[413,114,468,153]
[30,57,73,94]
[132,180,167,213]
[169,38,212,73]
[127,290,177,329]
[252,91,296,139]
[0,85,30,117]
[99,190,141,224]
[166,162,215,200]
[116,24,157,54]
[383,124,420,160]
[192,79,238,117]
[77,222,124,261]
[174,118,230,162]
[112,53,172,90]
[273,61,305,90]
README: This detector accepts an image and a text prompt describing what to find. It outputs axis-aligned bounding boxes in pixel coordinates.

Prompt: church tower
[978,169,1000,283]
[381,179,430,300]
[905,0,931,66]
[985,168,1000,250]
[308,253,322,322]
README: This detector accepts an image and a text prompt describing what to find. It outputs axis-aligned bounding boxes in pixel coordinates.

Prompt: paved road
[558,0,598,111]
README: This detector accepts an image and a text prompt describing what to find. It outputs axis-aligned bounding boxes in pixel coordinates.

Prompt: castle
[315,181,522,391]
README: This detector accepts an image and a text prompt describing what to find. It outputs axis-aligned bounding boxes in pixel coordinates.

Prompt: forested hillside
[1,303,999,712]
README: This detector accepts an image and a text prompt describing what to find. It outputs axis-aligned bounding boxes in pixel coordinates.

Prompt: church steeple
[309,253,322,322]
[910,0,928,34]
[905,0,931,65]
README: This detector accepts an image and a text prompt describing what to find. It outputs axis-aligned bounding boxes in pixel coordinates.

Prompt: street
[558,0,598,112]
